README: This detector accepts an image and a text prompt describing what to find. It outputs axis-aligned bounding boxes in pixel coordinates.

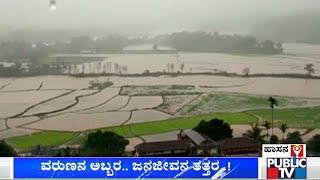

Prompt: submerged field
[1,48,320,151]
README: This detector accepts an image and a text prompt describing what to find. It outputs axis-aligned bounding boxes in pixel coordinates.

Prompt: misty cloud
[0,0,320,34]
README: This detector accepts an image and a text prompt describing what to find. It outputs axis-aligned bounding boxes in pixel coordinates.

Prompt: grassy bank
[5,112,255,150]
[181,92,314,115]
[5,131,77,151]
[6,105,320,151]
[249,106,320,128]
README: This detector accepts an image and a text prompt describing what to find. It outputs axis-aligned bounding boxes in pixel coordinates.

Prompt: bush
[307,134,320,153]
[283,131,303,144]
[81,130,129,157]
[194,118,233,141]
[270,135,279,144]
[0,140,17,157]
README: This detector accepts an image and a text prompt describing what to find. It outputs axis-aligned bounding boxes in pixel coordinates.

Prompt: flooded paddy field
[0,74,319,136]
[2,44,320,149]
[68,47,320,76]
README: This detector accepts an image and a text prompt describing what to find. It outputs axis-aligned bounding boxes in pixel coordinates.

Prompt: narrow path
[176,93,203,115]
[21,90,101,118]
[37,81,44,90]
[0,79,14,91]
[9,90,75,119]
[75,94,119,112]
[128,124,146,143]
[121,111,133,126]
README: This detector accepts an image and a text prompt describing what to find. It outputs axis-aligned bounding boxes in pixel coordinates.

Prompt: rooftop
[134,139,193,153]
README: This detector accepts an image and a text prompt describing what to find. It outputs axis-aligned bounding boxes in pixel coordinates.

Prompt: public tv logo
[263,144,307,179]
[262,144,306,158]
[291,145,304,158]
[267,158,307,179]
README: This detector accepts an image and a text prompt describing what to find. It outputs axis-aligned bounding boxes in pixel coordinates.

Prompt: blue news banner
[14,157,258,179]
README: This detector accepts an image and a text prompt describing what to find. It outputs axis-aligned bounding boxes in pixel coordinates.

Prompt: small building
[218,137,261,157]
[134,129,218,157]
[134,130,260,157]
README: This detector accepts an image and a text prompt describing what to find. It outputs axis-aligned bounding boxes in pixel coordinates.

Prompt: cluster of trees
[194,118,233,141]
[31,130,129,157]
[0,140,17,157]
[159,31,283,54]
[0,63,66,77]
[0,35,131,61]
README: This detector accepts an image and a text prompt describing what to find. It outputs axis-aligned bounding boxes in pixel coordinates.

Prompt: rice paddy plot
[82,96,130,113]
[0,119,6,131]
[127,110,172,124]
[121,96,163,111]
[23,90,96,116]
[249,106,320,128]
[24,111,131,131]
[0,128,39,140]
[67,88,120,112]
[0,90,69,118]
[181,92,318,115]
[120,85,200,96]
[7,116,40,128]
[157,95,199,115]
[5,131,77,151]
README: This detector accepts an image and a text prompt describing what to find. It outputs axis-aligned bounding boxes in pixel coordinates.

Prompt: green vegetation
[34,57,103,65]
[243,123,266,144]
[5,131,77,151]
[182,92,311,115]
[81,130,129,157]
[194,118,233,141]
[70,112,255,146]
[89,80,113,90]
[120,85,200,96]
[104,112,255,138]
[160,31,283,54]
[308,134,320,154]
[249,106,320,128]
[0,140,17,157]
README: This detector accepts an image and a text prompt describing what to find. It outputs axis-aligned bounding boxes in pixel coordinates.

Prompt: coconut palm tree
[243,123,266,144]
[268,97,278,138]
[279,123,288,141]
[262,121,271,142]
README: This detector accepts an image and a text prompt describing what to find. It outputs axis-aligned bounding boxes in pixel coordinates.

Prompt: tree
[242,67,250,77]
[167,63,170,73]
[268,97,278,138]
[304,63,315,77]
[180,63,185,73]
[262,121,271,142]
[279,123,288,141]
[307,134,320,154]
[243,123,266,144]
[283,131,303,144]
[0,140,17,157]
[270,135,279,144]
[153,44,158,51]
[114,63,119,74]
[81,130,129,157]
[170,63,175,73]
[55,147,73,157]
[304,63,315,86]
[194,118,233,141]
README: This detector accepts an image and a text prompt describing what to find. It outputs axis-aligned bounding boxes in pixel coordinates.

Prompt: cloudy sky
[0,0,319,34]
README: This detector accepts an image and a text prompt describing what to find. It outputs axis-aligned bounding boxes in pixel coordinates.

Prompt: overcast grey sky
[1,0,320,34]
